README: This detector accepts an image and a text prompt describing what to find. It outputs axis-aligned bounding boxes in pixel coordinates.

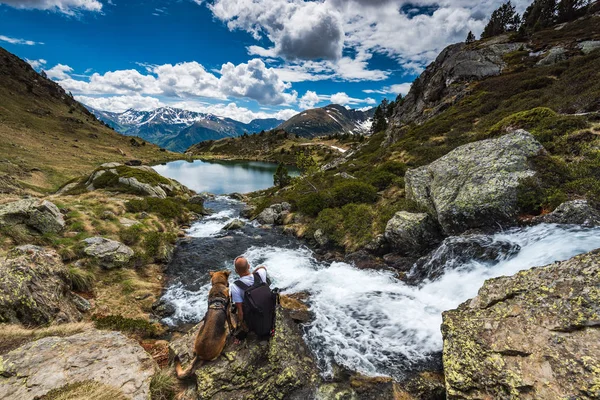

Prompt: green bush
[313,208,345,244]
[517,177,545,214]
[330,180,378,207]
[119,225,143,245]
[341,204,374,247]
[126,198,184,220]
[296,192,330,217]
[378,161,407,176]
[366,170,398,190]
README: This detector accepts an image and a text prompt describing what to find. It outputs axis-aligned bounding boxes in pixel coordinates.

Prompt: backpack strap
[253,271,263,285]
[234,279,250,291]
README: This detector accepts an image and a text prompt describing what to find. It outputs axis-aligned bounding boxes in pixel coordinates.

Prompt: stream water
[161,196,600,380]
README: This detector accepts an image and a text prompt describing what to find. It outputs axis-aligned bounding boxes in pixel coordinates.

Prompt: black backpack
[234,272,277,337]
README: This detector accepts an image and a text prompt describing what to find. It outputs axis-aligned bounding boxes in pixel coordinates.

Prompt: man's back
[231,268,268,304]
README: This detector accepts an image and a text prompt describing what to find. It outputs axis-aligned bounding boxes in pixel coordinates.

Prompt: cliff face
[391,38,521,128]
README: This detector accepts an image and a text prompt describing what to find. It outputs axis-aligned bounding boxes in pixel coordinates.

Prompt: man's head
[234,256,250,276]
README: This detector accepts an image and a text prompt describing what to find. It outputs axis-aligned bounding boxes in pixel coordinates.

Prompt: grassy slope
[0,46,179,194]
[252,15,600,252]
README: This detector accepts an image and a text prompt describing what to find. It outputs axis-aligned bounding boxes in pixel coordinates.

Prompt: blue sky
[0,0,529,122]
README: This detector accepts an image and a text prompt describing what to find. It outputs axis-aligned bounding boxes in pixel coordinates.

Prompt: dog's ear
[224,270,231,278]
[209,271,215,277]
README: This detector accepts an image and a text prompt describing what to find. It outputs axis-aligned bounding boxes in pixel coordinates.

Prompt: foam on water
[163,222,600,379]
[186,196,244,238]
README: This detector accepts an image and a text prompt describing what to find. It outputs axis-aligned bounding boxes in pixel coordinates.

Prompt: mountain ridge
[88,106,285,152]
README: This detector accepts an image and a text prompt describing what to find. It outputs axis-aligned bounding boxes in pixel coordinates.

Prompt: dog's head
[209,270,231,287]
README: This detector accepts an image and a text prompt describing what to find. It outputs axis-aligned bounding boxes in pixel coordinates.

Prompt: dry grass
[40,380,128,400]
[0,322,91,354]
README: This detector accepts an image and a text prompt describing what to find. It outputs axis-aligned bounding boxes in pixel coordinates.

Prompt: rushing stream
[161,196,600,380]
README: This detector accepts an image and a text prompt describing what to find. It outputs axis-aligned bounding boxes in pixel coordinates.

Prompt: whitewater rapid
[162,198,600,379]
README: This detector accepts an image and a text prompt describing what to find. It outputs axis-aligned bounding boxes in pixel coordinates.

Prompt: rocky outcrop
[256,202,291,225]
[82,237,134,268]
[389,40,521,129]
[62,163,190,198]
[579,40,600,54]
[169,307,318,399]
[405,130,544,235]
[384,211,442,256]
[0,198,65,234]
[442,250,600,399]
[536,46,567,66]
[0,245,83,325]
[532,200,600,226]
[0,329,157,400]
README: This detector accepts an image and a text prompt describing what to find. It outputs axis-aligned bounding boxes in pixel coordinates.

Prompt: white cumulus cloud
[45,64,74,80]
[26,58,47,69]
[0,0,102,14]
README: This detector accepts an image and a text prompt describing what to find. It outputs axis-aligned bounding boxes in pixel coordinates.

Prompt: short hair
[234,256,249,274]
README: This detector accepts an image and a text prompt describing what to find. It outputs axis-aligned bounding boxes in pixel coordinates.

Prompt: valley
[1,1,600,399]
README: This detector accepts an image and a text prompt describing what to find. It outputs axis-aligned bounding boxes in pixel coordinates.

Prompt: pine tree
[481,1,521,39]
[557,0,586,22]
[371,104,388,134]
[466,31,476,43]
[521,0,557,34]
[273,163,291,188]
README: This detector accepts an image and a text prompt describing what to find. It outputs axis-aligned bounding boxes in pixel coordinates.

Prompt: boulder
[442,250,600,399]
[189,194,208,205]
[532,200,600,227]
[0,245,83,325]
[384,211,442,256]
[152,298,176,318]
[405,130,544,235]
[536,46,567,66]
[229,192,247,201]
[256,207,277,225]
[222,219,245,230]
[240,205,256,219]
[169,307,319,399]
[578,40,600,54]
[0,330,157,400]
[82,237,134,269]
[410,234,521,282]
[313,229,329,247]
[0,198,65,234]
[256,203,292,225]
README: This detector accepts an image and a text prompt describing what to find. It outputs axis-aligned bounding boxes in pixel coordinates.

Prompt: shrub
[378,161,407,176]
[296,192,329,217]
[313,208,345,245]
[119,225,143,245]
[126,198,184,221]
[150,371,177,400]
[330,180,378,207]
[366,170,398,190]
[341,204,374,247]
[517,177,545,214]
[67,267,94,292]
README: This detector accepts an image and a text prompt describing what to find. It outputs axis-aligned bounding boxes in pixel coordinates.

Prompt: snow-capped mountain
[87,106,284,152]
[276,104,375,138]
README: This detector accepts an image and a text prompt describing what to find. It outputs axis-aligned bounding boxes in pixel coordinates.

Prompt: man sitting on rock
[231,256,277,340]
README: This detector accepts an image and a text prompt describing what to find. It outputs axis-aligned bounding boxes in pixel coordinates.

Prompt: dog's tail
[175,355,204,379]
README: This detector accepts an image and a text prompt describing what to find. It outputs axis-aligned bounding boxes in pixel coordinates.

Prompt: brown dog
[175,270,234,379]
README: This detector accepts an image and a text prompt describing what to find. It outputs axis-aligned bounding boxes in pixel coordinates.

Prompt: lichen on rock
[442,250,600,399]
[168,306,318,399]
[405,130,545,235]
[0,245,83,325]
